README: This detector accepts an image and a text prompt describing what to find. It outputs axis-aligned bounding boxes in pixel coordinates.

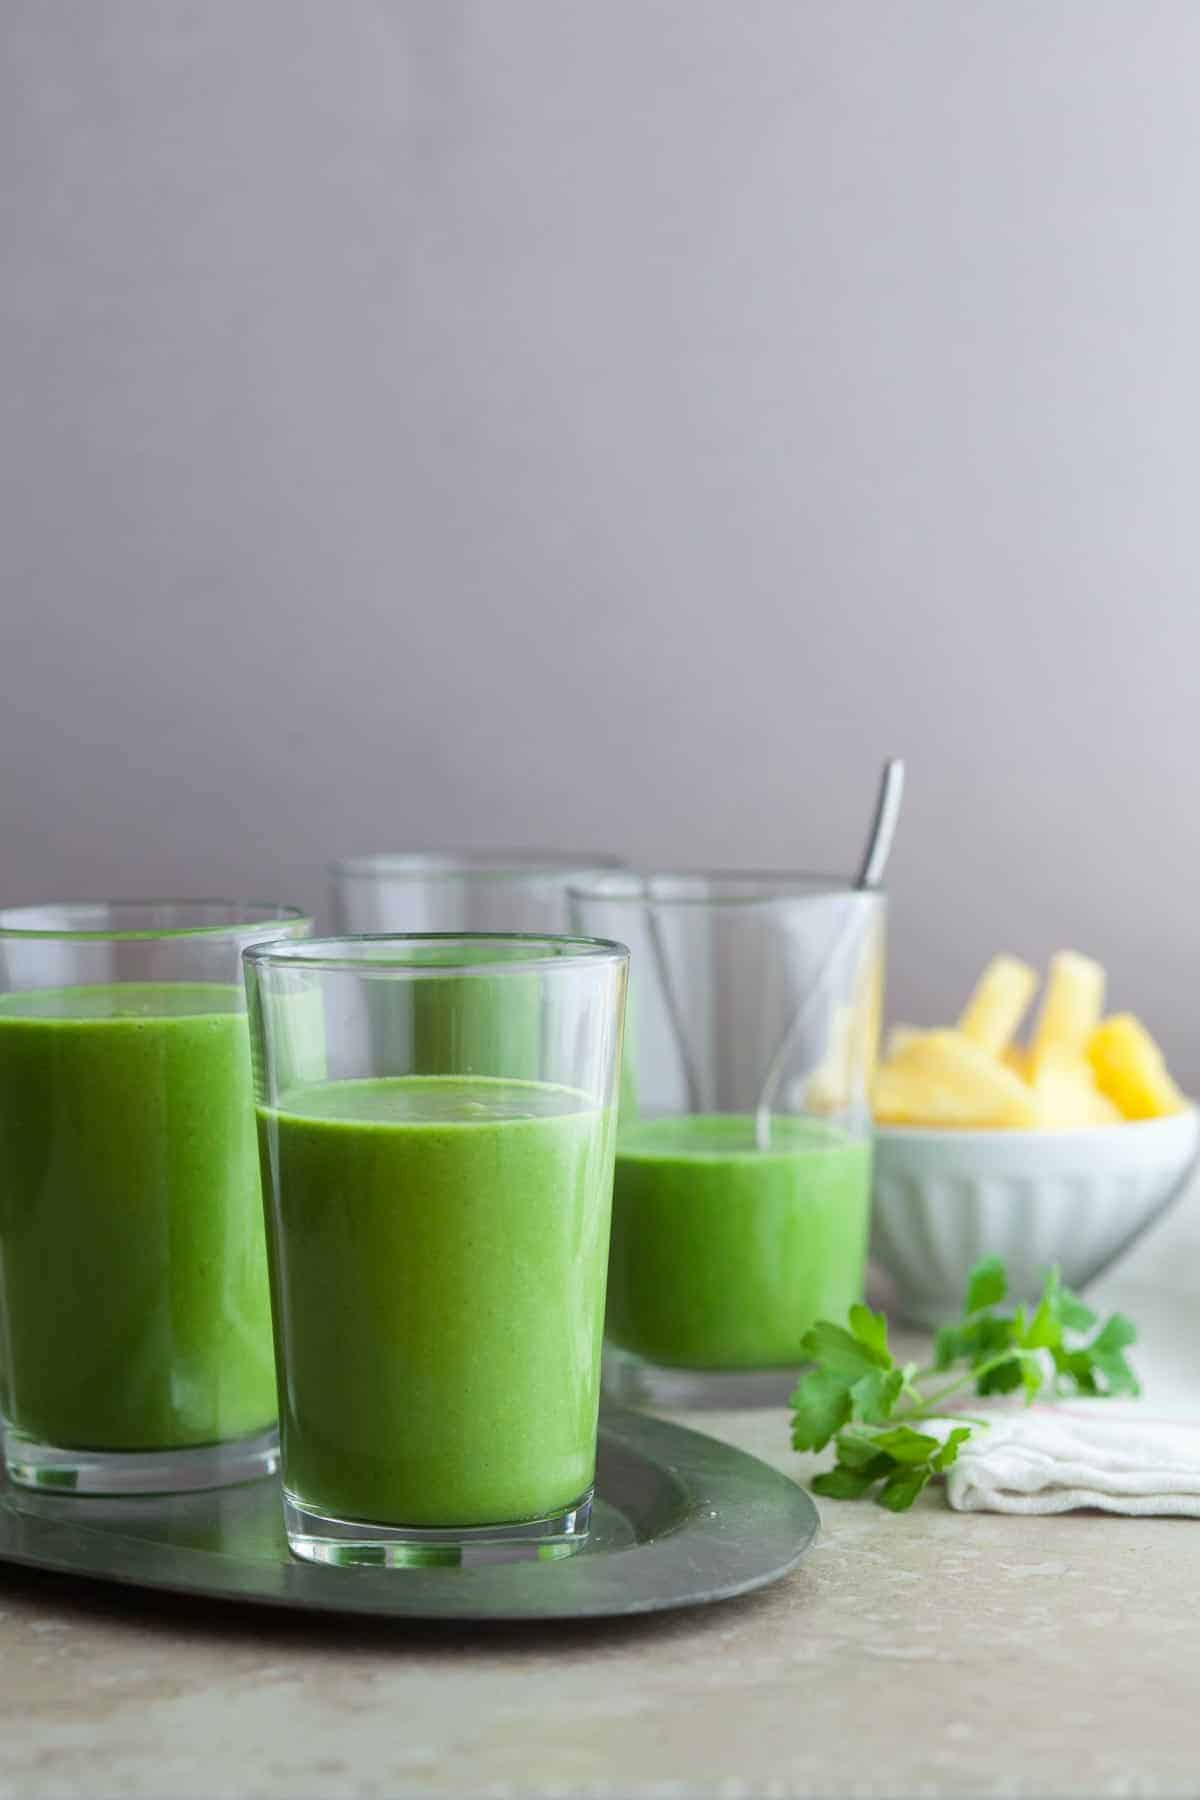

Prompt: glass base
[601,1343,801,1411]
[3,1425,279,1495]
[283,1485,594,1567]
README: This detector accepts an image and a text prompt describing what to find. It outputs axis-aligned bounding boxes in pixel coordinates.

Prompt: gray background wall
[3,1,1198,1060]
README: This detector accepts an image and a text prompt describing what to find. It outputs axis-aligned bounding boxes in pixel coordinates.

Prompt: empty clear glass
[569,873,885,1407]
[332,851,624,935]
[245,933,628,1566]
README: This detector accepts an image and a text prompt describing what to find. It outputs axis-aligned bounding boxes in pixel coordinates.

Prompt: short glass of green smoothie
[0,900,311,1494]
[244,932,628,1567]
[569,873,885,1407]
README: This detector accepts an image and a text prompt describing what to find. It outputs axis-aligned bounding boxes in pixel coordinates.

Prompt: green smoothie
[605,1114,871,1368]
[0,984,276,1450]
[257,1075,615,1527]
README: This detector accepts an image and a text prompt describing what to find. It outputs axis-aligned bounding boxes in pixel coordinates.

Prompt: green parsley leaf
[865,1424,943,1465]
[878,1466,932,1511]
[810,1466,881,1500]
[834,1427,898,1471]
[1039,1266,1095,1331]
[977,1355,1026,1397]
[1052,1344,1098,1393]
[789,1367,853,1452]
[800,1319,890,1381]
[1021,1298,1060,1351]
[849,1366,904,1423]
[810,1420,972,1514]
[935,1312,1016,1371]
[964,1255,1007,1314]
[790,1256,1143,1515]
[1088,1314,1141,1397]
[1056,1286,1098,1334]
[847,1303,890,1361]
[932,1426,973,1472]
[932,1322,964,1370]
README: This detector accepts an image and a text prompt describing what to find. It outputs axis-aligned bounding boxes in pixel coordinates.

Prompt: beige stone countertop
[3,1196,1200,1799]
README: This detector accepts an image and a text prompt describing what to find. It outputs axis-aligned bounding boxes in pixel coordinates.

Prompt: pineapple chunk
[874,1029,1038,1129]
[1030,951,1106,1077]
[885,1024,923,1060]
[1088,1015,1187,1120]
[877,948,1181,1132]
[958,956,1038,1056]
[1031,1046,1120,1129]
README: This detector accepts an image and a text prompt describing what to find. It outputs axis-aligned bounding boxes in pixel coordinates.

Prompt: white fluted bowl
[871,1108,1200,1326]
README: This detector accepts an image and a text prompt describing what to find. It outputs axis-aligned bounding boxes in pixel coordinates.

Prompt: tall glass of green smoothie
[570,873,885,1407]
[0,901,311,1494]
[245,932,628,1566]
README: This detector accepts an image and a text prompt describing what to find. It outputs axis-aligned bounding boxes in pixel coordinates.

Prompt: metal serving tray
[0,1408,818,1622]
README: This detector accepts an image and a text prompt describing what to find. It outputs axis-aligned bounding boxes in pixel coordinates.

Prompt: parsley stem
[901,1351,1027,1419]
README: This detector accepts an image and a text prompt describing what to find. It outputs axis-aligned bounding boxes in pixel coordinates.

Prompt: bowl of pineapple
[871,952,1198,1326]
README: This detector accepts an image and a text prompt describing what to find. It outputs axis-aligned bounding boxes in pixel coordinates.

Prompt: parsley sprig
[790,1258,1140,1512]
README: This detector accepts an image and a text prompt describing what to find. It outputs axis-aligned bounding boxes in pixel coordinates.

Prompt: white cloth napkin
[943,1408,1200,1515]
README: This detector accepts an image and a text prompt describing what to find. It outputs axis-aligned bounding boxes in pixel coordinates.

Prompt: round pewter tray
[0,1408,818,1622]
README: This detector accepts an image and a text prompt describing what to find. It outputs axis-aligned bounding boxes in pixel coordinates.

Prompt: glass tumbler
[332,855,625,1087]
[570,873,885,1407]
[0,901,311,1493]
[245,933,628,1566]
[332,851,624,934]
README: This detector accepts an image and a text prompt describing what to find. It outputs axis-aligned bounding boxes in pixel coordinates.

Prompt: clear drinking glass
[0,901,311,1493]
[331,851,625,934]
[569,873,885,1407]
[245,932,628,1566]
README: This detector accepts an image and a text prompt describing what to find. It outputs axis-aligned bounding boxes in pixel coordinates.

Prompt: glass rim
[244,930,630,977]
[330,849,625,882]
[565,868,883,908]
[0,900,312,943]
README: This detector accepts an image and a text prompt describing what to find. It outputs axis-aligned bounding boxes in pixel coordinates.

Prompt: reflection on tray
[0,1425,690,1563]
[0,1411,817,1620]
[4,1476,288,1563]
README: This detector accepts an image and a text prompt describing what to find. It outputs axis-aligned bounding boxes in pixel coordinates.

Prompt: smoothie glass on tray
[0,901,311,1493]
[331,851,624,934]
[245,932,628,1566]
[570,873,884,1407]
